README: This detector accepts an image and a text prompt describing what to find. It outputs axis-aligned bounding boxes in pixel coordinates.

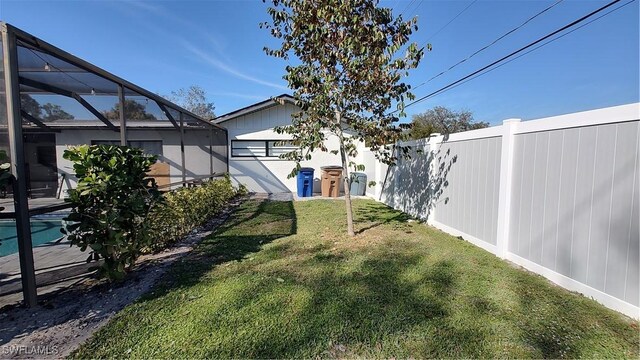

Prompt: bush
[62,145,162,280]
[0,150,11,192]
[145,175,246,252]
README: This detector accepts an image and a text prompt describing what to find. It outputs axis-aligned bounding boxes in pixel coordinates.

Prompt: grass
[73,199,639,359]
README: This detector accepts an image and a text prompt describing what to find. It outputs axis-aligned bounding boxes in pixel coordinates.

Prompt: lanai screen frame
[0,22,228,307]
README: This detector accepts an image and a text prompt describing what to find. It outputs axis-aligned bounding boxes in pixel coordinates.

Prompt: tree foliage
[20,94,75,121]
[41,103,74,121]
[20,94,41,117]
[103,100,157,121]
[62,145,162,280]
[262,0,423,236]
[166,85,216,119]
[0,150,11,187]
[409,106,488,140]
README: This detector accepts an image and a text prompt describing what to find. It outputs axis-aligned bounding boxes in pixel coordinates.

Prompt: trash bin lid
[321,166,342,170]
[299,167,315,172]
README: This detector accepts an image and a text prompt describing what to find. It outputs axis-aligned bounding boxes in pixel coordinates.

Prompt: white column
[427,133,444,224]
[392,144,401,209]
[374,154,382,200]
[495,118,521,258]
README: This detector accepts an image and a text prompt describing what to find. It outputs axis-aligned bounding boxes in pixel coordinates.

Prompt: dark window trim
[231,139,296,158]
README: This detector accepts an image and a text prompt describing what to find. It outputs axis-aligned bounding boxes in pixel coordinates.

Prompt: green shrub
[0,150,10,191]
[62,145,162,280]
[146,175,246,252]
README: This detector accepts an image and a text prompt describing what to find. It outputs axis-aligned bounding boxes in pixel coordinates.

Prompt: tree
[20,94,42,117]
[103,100,157,121]
[41,103,74,121]
[409,106,488,139]
[262,0,423,236]
[166,85,215,119]
[20,94,75,121]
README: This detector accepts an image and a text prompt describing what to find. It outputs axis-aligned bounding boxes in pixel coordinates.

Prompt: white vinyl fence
[364,103,640,318]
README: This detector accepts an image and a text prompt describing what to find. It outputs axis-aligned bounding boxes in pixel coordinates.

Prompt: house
[214,94,360,194]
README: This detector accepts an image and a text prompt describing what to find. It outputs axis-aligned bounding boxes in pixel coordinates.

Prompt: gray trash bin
[350,172,367,196]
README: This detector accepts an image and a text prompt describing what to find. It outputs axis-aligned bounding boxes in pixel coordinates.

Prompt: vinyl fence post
[392,144,401,209]
[495,118,521,259]
[427,133,444,224]
[373,152,381,200]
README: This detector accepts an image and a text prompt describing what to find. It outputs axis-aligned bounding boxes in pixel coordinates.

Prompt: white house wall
[222,103,359,193]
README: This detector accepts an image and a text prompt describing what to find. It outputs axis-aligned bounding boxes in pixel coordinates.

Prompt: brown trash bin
[321,166,343,197]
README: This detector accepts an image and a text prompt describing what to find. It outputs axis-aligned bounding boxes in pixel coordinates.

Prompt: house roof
[213,94,296,124]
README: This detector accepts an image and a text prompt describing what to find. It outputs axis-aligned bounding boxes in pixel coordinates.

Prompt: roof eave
[214,94,296,124]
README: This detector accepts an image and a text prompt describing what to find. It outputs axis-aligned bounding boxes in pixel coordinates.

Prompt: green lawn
[74,199,639,359]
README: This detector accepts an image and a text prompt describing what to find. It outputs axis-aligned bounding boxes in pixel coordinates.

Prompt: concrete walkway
[0,198,67,214]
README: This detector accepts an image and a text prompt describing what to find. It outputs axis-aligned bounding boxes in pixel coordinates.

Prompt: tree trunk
[336,111,355,237]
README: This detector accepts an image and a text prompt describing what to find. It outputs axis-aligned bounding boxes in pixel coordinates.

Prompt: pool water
[0,219,65,257]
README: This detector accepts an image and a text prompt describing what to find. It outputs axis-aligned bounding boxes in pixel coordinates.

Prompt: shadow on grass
[110,199,495,358]
[76,200,639,359]
[189,249,494,358]
[354,201,412,234]
[141,199,297,299]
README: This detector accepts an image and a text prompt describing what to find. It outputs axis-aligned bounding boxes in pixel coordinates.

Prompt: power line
[403,0,424,18]
[399,0,418,19]
[435,0,637,99]
[413,0,565,91]
[423,0,478,45]
[400,0,626,112]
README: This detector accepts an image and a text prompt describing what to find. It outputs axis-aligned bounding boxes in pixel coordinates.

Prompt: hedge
[145,175,247,252]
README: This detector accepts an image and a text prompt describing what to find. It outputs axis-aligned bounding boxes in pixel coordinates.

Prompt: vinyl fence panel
[365,103,640,318]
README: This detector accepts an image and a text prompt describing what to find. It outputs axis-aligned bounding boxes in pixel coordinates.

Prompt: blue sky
[1,0,638,124]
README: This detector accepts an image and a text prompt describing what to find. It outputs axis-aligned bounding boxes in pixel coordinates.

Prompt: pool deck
[0,197,86,307]
[0,197,69,217]
[0,240,95,308]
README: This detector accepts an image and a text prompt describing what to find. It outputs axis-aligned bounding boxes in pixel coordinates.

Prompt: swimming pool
[0,216,66,257]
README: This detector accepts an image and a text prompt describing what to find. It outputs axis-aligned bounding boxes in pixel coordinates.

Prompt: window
[267,141,298,157]
[231,140,297,158]
[92,140,163,158]
[231,140,266,157]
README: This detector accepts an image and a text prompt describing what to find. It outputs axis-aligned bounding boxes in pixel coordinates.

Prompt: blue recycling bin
[296,167,314,197]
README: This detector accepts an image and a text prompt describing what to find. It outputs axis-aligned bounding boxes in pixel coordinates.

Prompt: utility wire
[399,0,625,112]
[413,0,565,91]
[403,0,424,18]
[399,0,418,19]
[423,0,478,44]
[431,0,637,99]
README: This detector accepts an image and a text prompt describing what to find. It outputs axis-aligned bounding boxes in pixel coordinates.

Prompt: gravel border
[0,196,245,359]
